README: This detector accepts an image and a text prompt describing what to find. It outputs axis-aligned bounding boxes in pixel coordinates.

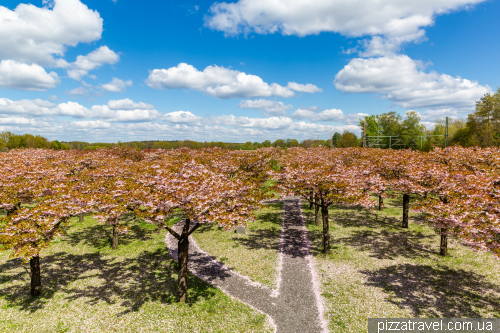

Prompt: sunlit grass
[302,196,500,333]
[0,215,273,332]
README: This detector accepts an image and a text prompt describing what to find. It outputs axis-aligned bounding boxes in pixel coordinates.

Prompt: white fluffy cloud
[211,115,294,130]
[206,0,485,55]
[67,46,120,80]
[55,102,160,122]
[238,99,292,116]
[102,77,132,92]
[0,97,159,122]
[0,0,103,65]
[0,60,59,90]
[108,99,154,110]
[334,55,491,111]
[67,87,87,96]
[0,115,50,127]
[0,98,56,116]
[164,111,203,124]
[111,109,161,122]
[286,82,322,93]
[146,63,319,99]
[71,120,111,129]
[290,108,344,122]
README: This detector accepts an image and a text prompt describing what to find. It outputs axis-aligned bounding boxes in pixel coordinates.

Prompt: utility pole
[330,131,332,149]
[445,116,449,148]
[363,122,367,148]
[317,135,319,147]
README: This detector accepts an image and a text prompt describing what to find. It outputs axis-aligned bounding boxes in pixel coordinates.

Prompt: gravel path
[165,198,327,333]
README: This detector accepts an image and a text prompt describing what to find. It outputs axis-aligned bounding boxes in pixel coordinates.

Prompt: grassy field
[0,216,273,333]
[302,196,500,333]
[192,202,283,289]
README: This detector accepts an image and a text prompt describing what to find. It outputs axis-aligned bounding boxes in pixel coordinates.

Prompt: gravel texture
[166,198,327,333]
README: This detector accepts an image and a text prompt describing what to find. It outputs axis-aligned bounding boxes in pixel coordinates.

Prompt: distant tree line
[0,132,70,151]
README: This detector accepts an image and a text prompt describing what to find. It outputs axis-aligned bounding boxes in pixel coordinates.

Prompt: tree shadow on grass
[301,204,434,257]
[336,229,436,260]
[64,221,156,249]
[361,263,500,317]
[0,248,216,314]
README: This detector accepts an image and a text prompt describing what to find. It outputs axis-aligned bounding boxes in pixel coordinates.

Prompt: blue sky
[0,0,498,143]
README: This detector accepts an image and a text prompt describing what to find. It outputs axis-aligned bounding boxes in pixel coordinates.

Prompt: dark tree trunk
[321,205,330,253]
[379,195,383,211]
[440,228,448,256]
[309,201,313,210]
[178,218,191,303]
[402,193,410,228]
[314,199,320,226]
[30,256,41,297]
[79,213,84,222]
[112,225,119,249]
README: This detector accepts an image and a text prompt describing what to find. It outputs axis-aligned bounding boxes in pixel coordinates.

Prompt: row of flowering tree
[0,147,274,300]
[270,146,500,259]
[1,146,500,300]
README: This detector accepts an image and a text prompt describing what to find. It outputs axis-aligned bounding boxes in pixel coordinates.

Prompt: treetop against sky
[0,0,498,143]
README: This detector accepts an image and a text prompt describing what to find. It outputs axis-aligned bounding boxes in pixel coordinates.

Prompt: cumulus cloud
[287,82,322,93]
[55,102,160,122]
[238,99,292,116]
[111,109,161,122]
[67,46,120,80]
[205,0,485,55]
[0,98,56,116]
[102,77,132,92]
[290,108,344,122]
[164,111,203,124]
[0,115,50,127]
[146,63,318,99]
[0,60,59,90]
[334,55,491,111]
[0,0,103,65]
[108,98,154,110]
[67,87,88,96]
[0,97,161,123]
[71,120,111,129]
[211,115,294,130]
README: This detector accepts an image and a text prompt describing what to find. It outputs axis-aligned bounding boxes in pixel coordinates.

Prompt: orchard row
[1,146,499,300]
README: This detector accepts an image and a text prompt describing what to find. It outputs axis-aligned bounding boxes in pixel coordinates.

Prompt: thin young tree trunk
[177,218,191,303]
[309,200,313,210]
[30,256,41,297]
[314,198,320,226]
[321,205,330,253]
[440,228,448,256]
[379,195,383,211]
[402,193,410,228]
[112,225,119,249]
[79,213,84,222]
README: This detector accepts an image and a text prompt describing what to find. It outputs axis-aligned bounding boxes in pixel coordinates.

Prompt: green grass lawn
[302,196,500,333]
[192,202,283,289]
[0,216,272,333]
